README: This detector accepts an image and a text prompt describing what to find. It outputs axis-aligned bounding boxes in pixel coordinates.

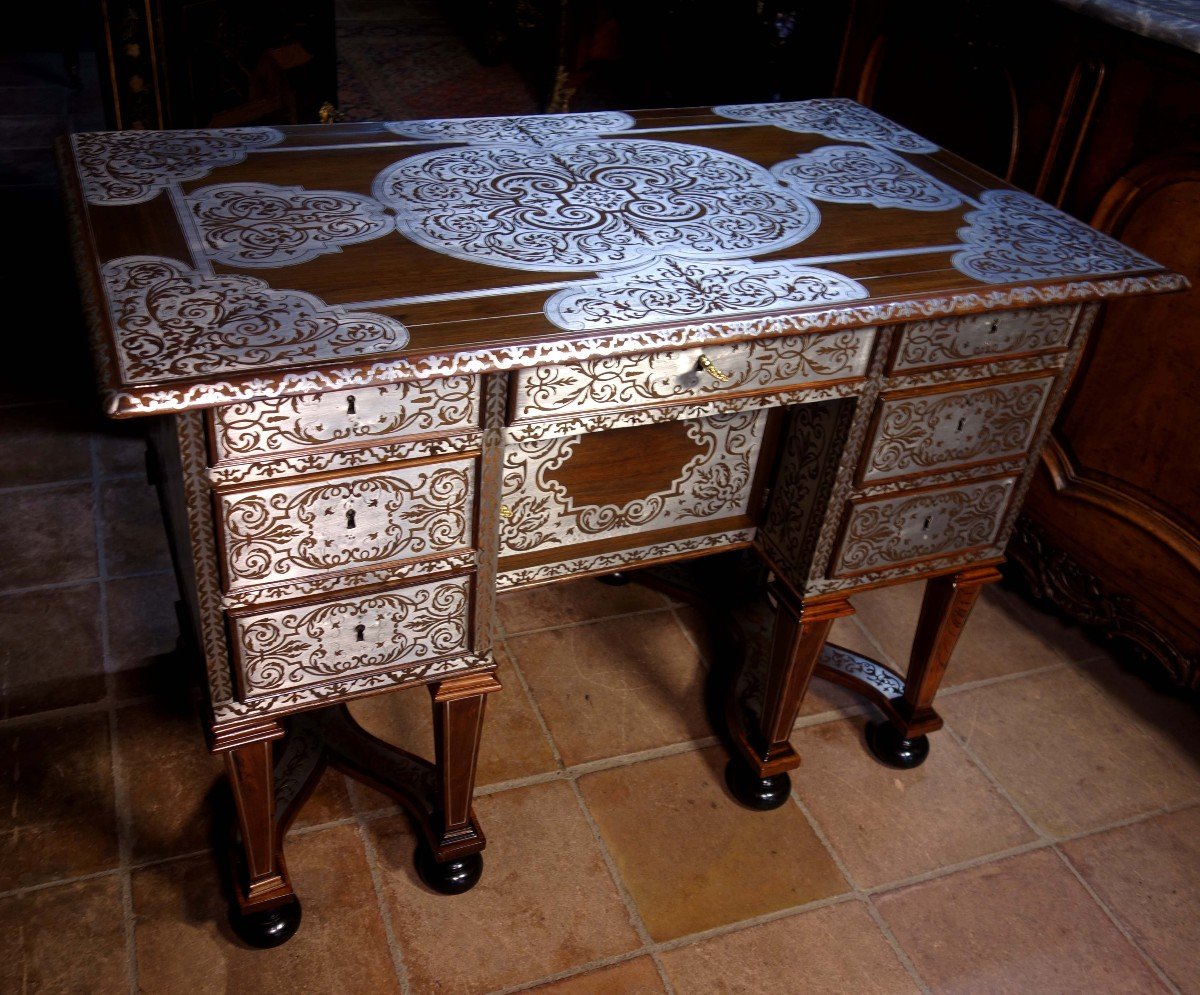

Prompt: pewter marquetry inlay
[218,460,475,589]
[383,110,636,145]
[861,378,1054,482]
[773,146,962,211]
[833,477,1016,575]
[186,182,394,268]
[232,575,471,698]
[891,306,1077,371]
[713,99,940,153]
[500,411,765,556]
[954,190,1157,283]
[73,127,284,206]
[101,256,410,383]
[373,140,820,271]
[545,256,867,331]
[211,377,479,460]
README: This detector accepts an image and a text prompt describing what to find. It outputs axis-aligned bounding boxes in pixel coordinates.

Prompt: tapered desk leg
[726,584,855,810]
[416,671,503,894]
[866,564,1002,768]
[224,723,302,948]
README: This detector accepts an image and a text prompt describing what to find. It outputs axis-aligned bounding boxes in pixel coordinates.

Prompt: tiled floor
[4,9,1200,995]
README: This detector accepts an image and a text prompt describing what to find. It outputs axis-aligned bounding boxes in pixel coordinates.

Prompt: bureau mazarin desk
[59,101,1184,947]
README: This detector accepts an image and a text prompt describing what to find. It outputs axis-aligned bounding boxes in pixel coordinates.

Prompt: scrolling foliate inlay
[186,183,394,268]
[499,411,765,555]
[211,377,479,460]
[714,99,939,153]
[72,127,284,206]
[383,110,635,145]
[891,306,1078,371]
[219,462,475,588]
[773,146,961,211]
[101,256,409,383]
[833,478,1015,576]
[544,256,867,331]
[233,576,471,697]
[954,190,1158,283]
[862,379,1054,481]
[374,140,819,271]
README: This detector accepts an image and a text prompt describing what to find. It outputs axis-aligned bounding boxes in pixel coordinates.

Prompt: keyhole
[346,508,356,529]
[956,417,966,432]
[922,516,932,532]
[346,395,356,415]
[354,623,365,642]
[987,319,998,334]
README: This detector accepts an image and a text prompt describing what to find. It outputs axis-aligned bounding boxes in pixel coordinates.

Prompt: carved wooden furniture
[59,101,1182,946]
[833,0,1200,689]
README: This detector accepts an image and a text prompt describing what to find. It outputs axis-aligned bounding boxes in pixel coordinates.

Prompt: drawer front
[831,477,1015,576]
[211,376,480,461]
[860,376,1054,483]
[890,306,1076,372]
[510,329,874,423]
[218,458,476,590]
[231,574,472,700]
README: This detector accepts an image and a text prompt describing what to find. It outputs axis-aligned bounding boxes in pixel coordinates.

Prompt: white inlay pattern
[713,99,939,153]
[373,140,819,271]
[545,256,867,330]
[186,183,394,267]
[953,189,1158,283]
[73,128,284,206]
[773,145,962,211]
[383,110,635,145]
[101,256,409,382]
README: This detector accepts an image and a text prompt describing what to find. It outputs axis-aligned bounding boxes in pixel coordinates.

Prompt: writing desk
[59,100,1183,946]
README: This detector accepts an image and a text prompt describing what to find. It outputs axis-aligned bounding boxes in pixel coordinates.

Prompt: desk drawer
[210,376,480,461]
[890,306,1077,372]
[230,574,472,700]
[860,376,1054,483]
[830,477,1015,577]
[217,458,476,590]
[509,329,874,423]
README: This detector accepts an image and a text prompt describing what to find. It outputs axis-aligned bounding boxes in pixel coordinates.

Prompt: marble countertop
[1051,0,1200,54]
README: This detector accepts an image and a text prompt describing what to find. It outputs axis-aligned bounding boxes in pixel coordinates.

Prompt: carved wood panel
[217,459,476,590]
[860,376,1054,483]
[831,477,1016,576]
[889,306,1077,372]
[230,574,472,700]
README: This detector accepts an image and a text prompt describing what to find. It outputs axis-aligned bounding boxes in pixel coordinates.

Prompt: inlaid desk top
[59,100,1183,418]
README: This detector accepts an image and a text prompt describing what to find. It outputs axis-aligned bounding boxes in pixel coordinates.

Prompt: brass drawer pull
[698,354,730,383]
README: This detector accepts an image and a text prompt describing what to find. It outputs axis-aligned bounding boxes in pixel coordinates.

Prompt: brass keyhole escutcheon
[698,354,730,383]
[499,504,513,520]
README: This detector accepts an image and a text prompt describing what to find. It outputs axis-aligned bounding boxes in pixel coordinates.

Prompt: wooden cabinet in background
[836,0,1200,690]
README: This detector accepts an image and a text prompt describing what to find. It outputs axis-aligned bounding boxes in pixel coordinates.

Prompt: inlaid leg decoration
[865,564,1002,769]
[223,723,303,949]
[725,585,855,810]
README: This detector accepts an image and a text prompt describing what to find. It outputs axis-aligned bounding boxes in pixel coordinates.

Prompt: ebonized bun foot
[724,760,791,810]
[229,899,302,948]
[865,721,930,769]
[416,848,484,895]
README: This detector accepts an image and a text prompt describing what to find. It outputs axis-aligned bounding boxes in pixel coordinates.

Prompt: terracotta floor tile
[105,573,180,672]
[532,956,665,993]
[133,825,400,994]
[875,848,1166,993]
[0,402,92,487]
[368,780,639,993]
[0,583,105,717]
[791,718,1033,888]
[512,611,710,766]
[100,476,172,575]
[852,581,1100,687]
[346,647,557,798]
[0,483,97,590]
[497,577,669,634]
[801,616,881,718]
[289,769,356,831]
[0,875,128,993]
[662,901,918,995]
[579,747,848,942]
[0,713,119,890]
[940,666,1200,836]
[1062,805,1200,991]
